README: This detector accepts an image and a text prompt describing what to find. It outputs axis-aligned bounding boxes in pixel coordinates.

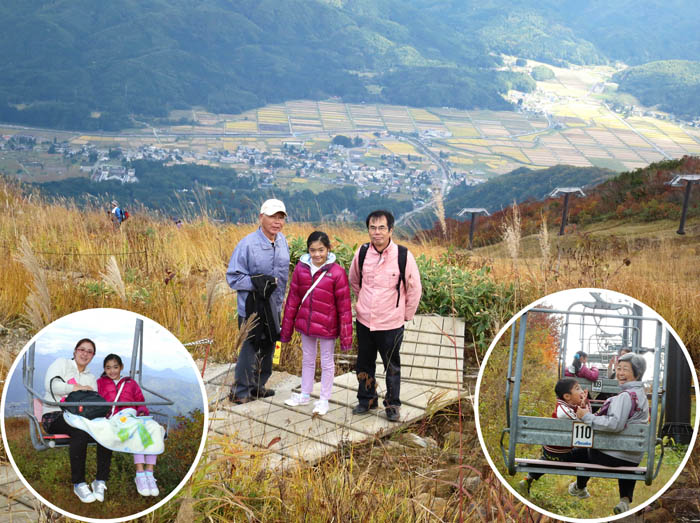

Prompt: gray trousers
[232,315,274,399]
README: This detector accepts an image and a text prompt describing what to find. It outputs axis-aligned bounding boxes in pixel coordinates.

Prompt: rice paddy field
[4,60,700,186]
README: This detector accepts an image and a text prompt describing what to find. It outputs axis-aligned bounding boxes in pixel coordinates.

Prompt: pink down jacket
[565,364,600,381]
[280,253,353,350]
[97,376,150,417]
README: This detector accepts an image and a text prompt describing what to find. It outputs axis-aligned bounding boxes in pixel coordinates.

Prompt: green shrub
[288,237,514,353]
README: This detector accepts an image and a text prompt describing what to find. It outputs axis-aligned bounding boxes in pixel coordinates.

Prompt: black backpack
[358,243,408,308]
[50,377,111,419]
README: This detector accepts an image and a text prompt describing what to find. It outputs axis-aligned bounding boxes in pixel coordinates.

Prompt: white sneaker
[135,474,150,496]
[146,474,159,496]
[285,392,311,407]
[90,480,106,502]
[312,399,329,415]
[73,482,96,503]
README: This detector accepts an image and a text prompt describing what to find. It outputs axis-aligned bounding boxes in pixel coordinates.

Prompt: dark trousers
[232,315,274,399]
[576,448,640,501]
[44,413,112,485]
[529,447,589,481]
[355,320,403,408]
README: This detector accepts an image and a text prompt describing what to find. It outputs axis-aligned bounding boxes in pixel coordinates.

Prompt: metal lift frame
[500,307,667,486]
[23,318,174,451]
[558,297,644,397]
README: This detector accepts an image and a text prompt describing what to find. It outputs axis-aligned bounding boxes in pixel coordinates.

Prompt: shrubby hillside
[2,1,699,130]
[612,60,700,118]
[443,165,614,217]
[427,156,700,248]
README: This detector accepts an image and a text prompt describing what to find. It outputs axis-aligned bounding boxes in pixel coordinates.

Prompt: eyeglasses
[369,226,388,232]
[76,347,95,355]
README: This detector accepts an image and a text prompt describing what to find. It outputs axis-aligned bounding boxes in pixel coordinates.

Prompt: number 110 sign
[572,422,594,447]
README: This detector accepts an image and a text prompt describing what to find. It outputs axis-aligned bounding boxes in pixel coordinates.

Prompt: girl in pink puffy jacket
[97,354,160,498]
[280,231,353,415]
[564,351,600,381]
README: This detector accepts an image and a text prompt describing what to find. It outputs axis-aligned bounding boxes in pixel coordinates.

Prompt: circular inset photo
[0,308,208,522]
[475,289,698,522]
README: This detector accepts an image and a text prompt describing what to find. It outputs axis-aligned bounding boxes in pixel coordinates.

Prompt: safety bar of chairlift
[24,385,173,408]
[501,423,665,485]
[531,308,656,322]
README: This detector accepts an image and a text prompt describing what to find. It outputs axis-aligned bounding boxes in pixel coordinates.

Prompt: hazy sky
[30,308,195,373]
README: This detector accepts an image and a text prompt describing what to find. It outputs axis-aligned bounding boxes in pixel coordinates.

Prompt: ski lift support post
[501,307,666,486]
[549,187,585,236]
[23,318,174,450]
[457,207,490,250]
[667,174,700,235]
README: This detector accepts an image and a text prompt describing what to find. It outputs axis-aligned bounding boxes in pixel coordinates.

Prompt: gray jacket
[226,227,290,319]
[581,380,649,463]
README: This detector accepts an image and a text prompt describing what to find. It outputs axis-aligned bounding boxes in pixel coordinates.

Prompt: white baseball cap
[260,199,287,217]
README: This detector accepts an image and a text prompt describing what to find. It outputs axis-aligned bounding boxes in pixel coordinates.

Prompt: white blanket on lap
[64,408,165,455]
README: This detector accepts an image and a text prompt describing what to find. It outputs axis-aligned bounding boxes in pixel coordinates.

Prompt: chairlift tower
[549,187,585,236]
[667,174,700,235]
[457,207,490,250]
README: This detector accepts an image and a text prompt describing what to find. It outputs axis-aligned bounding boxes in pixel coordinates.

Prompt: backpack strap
[395,245,408,308]
[358,243,369,289]
[358,243,408,308]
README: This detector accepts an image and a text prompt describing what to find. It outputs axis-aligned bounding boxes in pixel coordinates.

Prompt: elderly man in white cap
[226,199,290,403]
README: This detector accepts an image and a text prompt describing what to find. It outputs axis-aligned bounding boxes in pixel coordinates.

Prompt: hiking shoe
[146,474,159,497]
[385,406,400,422]
[252,388,275,398]
[312,399,329,415]
[613,499,630,515]
[516,478,532,496]
[285,392,311,407]
[352,403,377,415]
[228,394,252,405]
[568,481,590,499]
[90,480,106,502]
[135,474,151,496]
[73,482,96,503]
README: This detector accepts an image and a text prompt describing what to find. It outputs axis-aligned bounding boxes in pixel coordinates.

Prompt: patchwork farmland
[3,61,699,190]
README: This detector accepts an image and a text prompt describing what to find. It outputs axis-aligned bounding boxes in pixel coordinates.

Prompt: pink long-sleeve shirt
[349,241,422,331]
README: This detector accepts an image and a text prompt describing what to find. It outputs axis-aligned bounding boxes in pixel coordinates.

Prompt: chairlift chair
[501,306,668,486]
[23,318,175,451]
[558,297,640,399]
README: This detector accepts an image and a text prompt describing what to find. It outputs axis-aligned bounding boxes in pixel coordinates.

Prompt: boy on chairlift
[517,377,591,495]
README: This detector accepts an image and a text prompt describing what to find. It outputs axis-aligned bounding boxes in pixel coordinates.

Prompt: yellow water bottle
[272,341,282,365]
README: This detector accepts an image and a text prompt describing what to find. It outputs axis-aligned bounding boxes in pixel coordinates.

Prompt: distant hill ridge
[424,156,700,247]
[2,1,700,130]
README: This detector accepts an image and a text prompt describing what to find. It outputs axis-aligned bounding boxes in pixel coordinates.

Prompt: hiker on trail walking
[226,199,290,404]
[280,231,353,416]
[110,200,124,230]
[349,210,422,422]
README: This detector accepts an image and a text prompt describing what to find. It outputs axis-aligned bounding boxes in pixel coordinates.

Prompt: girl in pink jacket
[280,231,353,415]
[97,354,160,498]
[564,351,600,381]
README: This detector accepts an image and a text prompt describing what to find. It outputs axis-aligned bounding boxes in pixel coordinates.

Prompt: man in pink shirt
[349,210,422,421]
